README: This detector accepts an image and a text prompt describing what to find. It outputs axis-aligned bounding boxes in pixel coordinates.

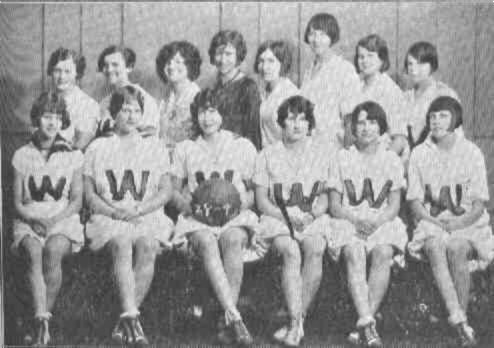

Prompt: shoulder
[75,87,99,107]
[238,76,260,93]
[458,137,484,159]
[12,143,35,163]
[334,55,357,74]
[85,136,113,154]
[434,81,459,100]
[409,142,430,162]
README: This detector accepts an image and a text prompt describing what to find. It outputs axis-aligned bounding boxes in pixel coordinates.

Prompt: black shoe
[456,322,477,347]
[33,317,50,347]
[111,319,125,344]
[217,315,234,345]
[231,319,253,346]
[362,322,383,348]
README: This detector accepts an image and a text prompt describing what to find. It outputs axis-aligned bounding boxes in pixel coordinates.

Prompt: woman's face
[406,54,432,85]
[355,110,380,146]
[357,46,382,78]
[52,58,77,93]
[39,112,63,139]
[214,43,238,76]
[284,111,309,143]
[307,27,331,56]
[198,107,222,136]
[257,48,282,83]
[429,109,453,140]
[103,52,131,87]
[114,99,142,135]
[164,52,189,84]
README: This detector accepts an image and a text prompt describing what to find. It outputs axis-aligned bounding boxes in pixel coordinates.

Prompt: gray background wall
[1,2,493,210]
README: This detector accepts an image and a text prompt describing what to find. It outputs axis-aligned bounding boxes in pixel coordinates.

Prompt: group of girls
[11,11,492,348]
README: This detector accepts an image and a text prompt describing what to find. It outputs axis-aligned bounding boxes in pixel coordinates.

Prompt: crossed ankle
[35,311,52,320]
[356,315,375,328]
[120,309,140,319]
[224,308,242,326]
[448,310,467,326]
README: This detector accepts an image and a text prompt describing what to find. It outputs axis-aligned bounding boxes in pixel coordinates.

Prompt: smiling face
[307,27,331,56]
[103,52,131,87]
[257,48,282,83]
[429,109,453,140]
[357,46,382,78]
[214,43,238,76]
[164,52,189,84]
[38,112,63,140]
[114,99,142,135]
[52,58,77,93]
[406,54,432,85]
[283,111,309,143]
[198,106,222,136]
[355,110,380,146]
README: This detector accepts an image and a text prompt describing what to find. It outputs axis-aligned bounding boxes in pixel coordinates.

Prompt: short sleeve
[71,150,85,171]
[327,152,344,193]
[468,147,489,202]
[237,138,258,181]
[253,151,270,189]
[406,149,424,201]
[142,93,160,130]
[387,153,406,191]
[172,140,188,180]
[83,141,98,178]
[340,64,361,116]
[11,148,25,174]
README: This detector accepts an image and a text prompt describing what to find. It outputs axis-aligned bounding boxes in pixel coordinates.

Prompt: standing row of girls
[11,11,492,348]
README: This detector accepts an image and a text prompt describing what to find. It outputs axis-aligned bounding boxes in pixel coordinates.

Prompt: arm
[83,174,119,218]
[135,174,174,216]
[441,200,485,232]
[409,198,445,228]
[328,188,358,223]
[372,189,401,227]
[73,129,96,151]
[48,167,83,223]
[255,185,284,222]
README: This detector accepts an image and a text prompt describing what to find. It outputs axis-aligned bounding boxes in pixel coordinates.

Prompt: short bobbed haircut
[97,45,136,72]
[404,41,438,74]
[208,30,247,65]
[109,85,145,119]
[47,47,86,80]
[30,92,70,130]
[155,41,202,83]
[354,34,390,73]
[190,88,221,135]
[254,40,293,77]
[277,95,315,131]
[304,13,340,46]
[426,96,462,131]
[351,101,388,136]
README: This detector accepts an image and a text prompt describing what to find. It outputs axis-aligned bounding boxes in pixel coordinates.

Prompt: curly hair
[156,41,202,83]
[277,95,316,131]
[97,45,136,72]
[108,85,145,119]
[354,34,390,73]
[47,47,86,80]
[208,30,247,65]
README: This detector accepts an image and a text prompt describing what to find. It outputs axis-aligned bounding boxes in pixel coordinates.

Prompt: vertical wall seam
[297,2,302,86]
[120,3,125,45]
[257,2,261,47]
[79,4,83,55]
[473,4,478,138]
[219,2,223,30]
[395,1,399,79]
[41,4,46,90]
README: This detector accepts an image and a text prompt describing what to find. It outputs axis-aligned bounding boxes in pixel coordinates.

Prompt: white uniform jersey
[254,137,332,212]
[12,142,84,204]
[100,83,160,132]
[328,145,405,215]
[173,130,257,201]
[84,134,170,209]
[59,86,100,143]
[407,135,489,217]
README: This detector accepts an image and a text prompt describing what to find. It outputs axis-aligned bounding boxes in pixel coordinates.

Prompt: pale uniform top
[100,83,160,132]
[158,81,200,147]
[173,130,257,203]
[328,145,406,216]
[300,54,361,147]
[403,80,461,143]
[254,137,332,207]
[259,77,299,147]
[407,135,489,215]
[12,142,84,204]
[357,73,407,136]
[59,86,100,143]
[83,134,170,210]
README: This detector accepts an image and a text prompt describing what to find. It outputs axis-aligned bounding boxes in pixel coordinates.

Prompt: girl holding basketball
[254,95,332,347]
[171,88,260,346]
[12,92,84,346]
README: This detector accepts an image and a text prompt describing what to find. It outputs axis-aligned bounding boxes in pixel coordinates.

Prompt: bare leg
[367,244,394,316]
[272,236,302,320]
[446,238,473,314]
[300,235,326,316]
[107,235,138,314]
[218,227,248,305]
[19,237,46,317]
[424,238,465,324]
[43,235,71,312]
[134,236,160,308]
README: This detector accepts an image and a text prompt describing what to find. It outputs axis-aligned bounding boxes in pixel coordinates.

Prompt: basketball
[191,178,241,227]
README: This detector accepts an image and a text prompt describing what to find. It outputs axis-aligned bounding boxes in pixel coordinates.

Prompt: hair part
[304,13,340,46]
[351,101,388,136]
[108,85,145,119]
[426,96,462,131]
[208,30,247,65]
[156,41,202,83]
[354,34,390,73]
[47,47,86,80]
[30,92,71,130]
[277,95,316,131]
[190,88,221,136]
[404,41,438,73]
[254,40,293,77]
[97,45,136,72]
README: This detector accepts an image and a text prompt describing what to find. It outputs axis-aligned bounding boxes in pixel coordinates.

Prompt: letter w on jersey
[28,175,67,201]
[344,178,393,209]
[424,184,466,217]
[106,170,150,201]
[273,181,325,212]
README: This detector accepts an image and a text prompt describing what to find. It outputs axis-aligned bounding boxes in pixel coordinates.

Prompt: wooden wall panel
[259,2,300,85]
[80,3,121,101]
[474,4,494,137]
[436,4,475,139]
[124,2,219,100]
[43,4,81,91]
[221,2,260,76]
[472,138,494,213]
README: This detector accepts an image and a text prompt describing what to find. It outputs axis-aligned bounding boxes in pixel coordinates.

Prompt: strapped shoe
[231,319,254,346]
[362,322,383,348]
[273,325,288,343]
[347,329,361,345]
[111,318,126,344]
[456,322,477,347]
[128,316,149,346]
[33,315,50,347]
[283,317,304,347]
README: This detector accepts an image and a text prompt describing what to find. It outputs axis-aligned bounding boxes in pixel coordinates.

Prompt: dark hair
[304,13,340,46]
[97,45,136,72]
[351,101,388,136]
[30,92,70,130]
[277,95,315,131]
[426,96,462,131]
[108,85,145,119]
[254,40,293,77]
[190,88,221,135]
[47,47,86,80]
[354,34,390,73]
[156,41,202,83]
[208,30,247,65]
[404,41,438,73]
